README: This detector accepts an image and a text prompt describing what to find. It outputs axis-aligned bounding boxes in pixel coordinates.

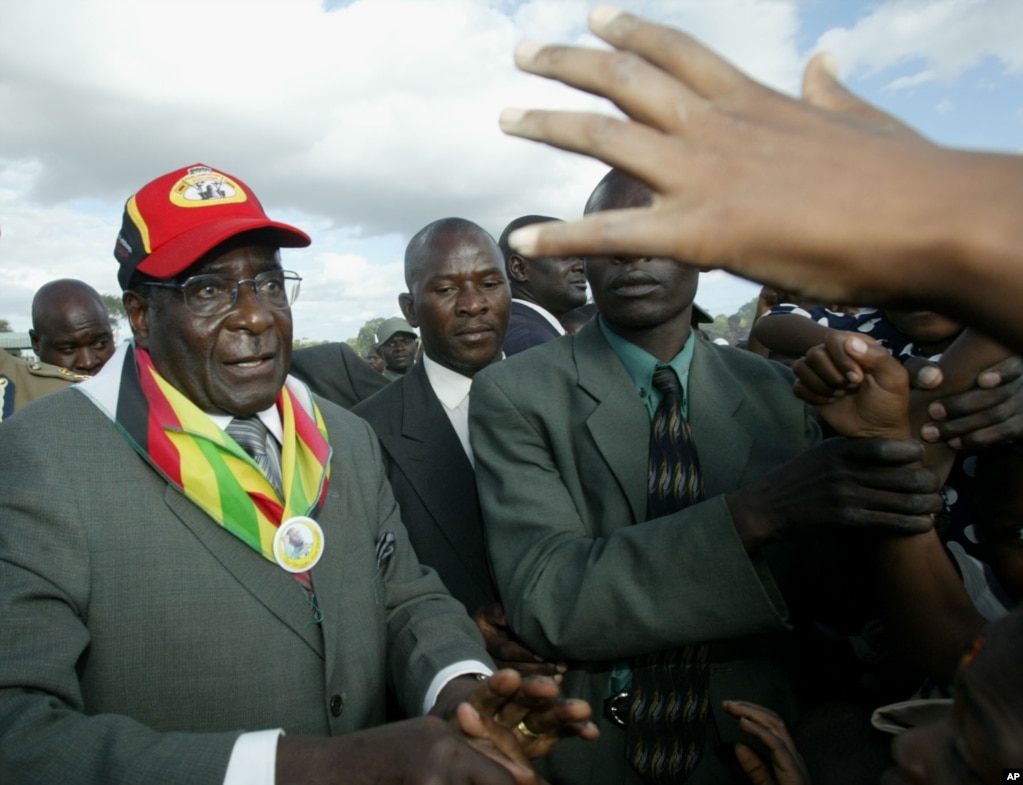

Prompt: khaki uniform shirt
[0,351,88,421]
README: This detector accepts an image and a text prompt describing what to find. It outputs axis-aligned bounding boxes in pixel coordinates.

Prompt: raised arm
[499,7,1023,352]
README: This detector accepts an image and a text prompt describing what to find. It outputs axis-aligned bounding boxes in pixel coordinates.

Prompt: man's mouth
[610,271,659,296]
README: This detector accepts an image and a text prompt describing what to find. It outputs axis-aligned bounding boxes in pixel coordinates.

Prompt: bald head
[584,169,653,215]
[30,279,115,375]
[399,217,509,377]
[404,217,499,290]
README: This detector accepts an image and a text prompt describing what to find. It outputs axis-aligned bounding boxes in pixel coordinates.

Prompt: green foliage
[293,338,329,350]
[0,319,11,333]
[101,294,128,332]
[349,317,387,355]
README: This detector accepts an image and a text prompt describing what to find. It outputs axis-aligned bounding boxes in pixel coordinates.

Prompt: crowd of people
[1,7,1021,785]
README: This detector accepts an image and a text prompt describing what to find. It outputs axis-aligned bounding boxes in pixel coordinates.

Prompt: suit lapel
[574,322,649,525]
[687,340,752,499]
[162,484,325,657]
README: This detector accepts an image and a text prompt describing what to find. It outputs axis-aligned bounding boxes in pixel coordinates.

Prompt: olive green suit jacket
[0,386,489,785]
[470,321,820,785]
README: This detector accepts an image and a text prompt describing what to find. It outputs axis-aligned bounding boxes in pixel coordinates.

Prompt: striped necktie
[625,366,710,784]
[226,416,283,498]
[226,416,319,619]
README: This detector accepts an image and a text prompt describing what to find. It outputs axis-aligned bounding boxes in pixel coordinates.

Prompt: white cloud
[2,0,1019,340]
[815,0,1023,85]
[0,0,813,337]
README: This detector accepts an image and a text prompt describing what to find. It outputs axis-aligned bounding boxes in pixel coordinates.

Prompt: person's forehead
[422,237,502,275]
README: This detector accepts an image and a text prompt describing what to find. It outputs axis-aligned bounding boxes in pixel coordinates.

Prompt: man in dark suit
[470,170,942,785]
[0,164,593,785]
[498,215,588,356]
[354,217,562,679]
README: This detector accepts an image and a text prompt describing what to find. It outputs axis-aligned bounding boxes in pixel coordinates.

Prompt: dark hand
[727,437,941,550]
[459,669,599,761]
[473,603,567,679]
[793,333,911,439]
[723,701,811,785]
[912,354,1023,450]
[275,717,525,785]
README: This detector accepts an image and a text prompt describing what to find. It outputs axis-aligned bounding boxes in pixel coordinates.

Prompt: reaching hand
[911,354,1023,450]
[723,701,811,785]
[793,332,911,439]
[457,669,599,761]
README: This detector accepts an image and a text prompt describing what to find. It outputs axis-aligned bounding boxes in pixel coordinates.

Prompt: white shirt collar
[512,298,566,336]
[207,405,283,443]
[421,354,474,411]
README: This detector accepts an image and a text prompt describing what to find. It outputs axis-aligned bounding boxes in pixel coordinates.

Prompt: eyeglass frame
[142,269,303,317]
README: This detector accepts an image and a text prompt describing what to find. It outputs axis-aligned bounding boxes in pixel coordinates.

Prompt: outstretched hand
[723,701,810,785]
[910,354,1023,450]
[793,332,911,439]
[456,669,599,761]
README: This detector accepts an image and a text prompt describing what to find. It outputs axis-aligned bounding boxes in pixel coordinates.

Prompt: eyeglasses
[145,270,302,317]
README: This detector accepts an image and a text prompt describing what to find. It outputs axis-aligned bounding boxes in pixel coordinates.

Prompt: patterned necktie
[226,416,283,498]
[625,366,710,784]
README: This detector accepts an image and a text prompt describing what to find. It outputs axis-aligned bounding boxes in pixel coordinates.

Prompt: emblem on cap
[169,165,248,208]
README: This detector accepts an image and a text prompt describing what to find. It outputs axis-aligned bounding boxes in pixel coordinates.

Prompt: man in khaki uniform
[0,350,88,421]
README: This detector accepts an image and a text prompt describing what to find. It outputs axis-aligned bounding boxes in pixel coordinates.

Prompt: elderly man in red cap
[0,164,596,785]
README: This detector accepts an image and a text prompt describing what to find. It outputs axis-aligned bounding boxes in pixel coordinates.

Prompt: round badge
[273,516,324,573]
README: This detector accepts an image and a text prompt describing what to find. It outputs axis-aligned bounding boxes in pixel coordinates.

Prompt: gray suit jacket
[470,321,820,785]
[352,362,499,615]
[0,387,490,784]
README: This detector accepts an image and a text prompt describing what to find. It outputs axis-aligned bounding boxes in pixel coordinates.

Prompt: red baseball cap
[114,163,311,289]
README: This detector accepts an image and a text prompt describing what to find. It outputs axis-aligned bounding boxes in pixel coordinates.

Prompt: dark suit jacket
[0,384,490,784]
[290,342,388,409]
[470,320,820,785]
[502,301,562,356]
[353,362,499,615]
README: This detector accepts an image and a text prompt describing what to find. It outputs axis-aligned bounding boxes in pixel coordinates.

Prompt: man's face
[379,333,417,374]
[31,297,115,375]
[401,234,510,377]
[882,643,1023,785]
[585,254,699,337]
[519,254,587,317]
[364,348,386,373]
[128,245,291,416]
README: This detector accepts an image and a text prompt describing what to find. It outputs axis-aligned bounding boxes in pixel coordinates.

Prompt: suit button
[329,694,343,717]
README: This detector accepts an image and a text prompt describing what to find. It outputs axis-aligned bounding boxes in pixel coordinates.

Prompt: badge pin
[273,516,324,573]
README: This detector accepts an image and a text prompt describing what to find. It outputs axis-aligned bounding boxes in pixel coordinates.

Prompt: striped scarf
[75,342,331,567]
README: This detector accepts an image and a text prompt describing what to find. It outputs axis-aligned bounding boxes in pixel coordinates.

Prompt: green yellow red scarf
[76,342,331,568]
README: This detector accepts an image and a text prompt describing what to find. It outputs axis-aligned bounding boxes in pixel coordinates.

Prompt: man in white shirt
[498,215,587,356]
[0,166,594,785]
[354,217,564,681]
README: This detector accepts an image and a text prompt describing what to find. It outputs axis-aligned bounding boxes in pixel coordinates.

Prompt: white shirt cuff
[223,728,283,785]
[423,660,494,715]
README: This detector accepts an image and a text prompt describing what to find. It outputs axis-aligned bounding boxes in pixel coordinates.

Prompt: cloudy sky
[1,0,1021,343]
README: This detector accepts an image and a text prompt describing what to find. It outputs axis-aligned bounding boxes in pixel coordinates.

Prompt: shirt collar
[512,298,566,336]
[207,404,283,443]
[422,354,474,411]
[598,315,696,418]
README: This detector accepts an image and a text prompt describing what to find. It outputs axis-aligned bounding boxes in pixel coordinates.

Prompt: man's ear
[398,292,419,329]
[508,254,529,283]
[123,291,151,348]
[28,329,40,356]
